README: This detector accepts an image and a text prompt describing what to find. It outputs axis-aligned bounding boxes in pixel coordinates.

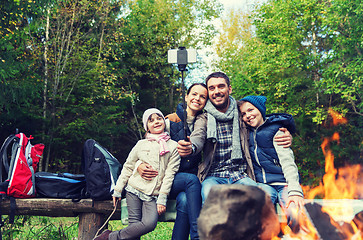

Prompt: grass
[2,216,174,239]
[109,220,174,240]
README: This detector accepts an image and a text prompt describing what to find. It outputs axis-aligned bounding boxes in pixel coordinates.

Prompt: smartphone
[168,47,197,64]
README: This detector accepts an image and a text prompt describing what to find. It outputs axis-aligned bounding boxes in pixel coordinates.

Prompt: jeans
[109,191,158,240]
[257,183,298,225]
[257,183,288,206]
[201,176,258,204]
[169,172,202,240]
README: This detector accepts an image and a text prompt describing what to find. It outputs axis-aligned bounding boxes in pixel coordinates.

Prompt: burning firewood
[353,211,363,234]
[304,203,363,240]
[304,202,345,239]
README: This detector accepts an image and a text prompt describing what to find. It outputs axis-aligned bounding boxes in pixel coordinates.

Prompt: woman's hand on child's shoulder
[157,204,166,215]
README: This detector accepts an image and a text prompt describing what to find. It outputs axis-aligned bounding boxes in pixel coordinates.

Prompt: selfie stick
[176,47,189,141]
[168,47,197,141]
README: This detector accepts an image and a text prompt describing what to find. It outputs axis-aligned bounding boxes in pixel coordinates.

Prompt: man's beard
[212,95,230,111]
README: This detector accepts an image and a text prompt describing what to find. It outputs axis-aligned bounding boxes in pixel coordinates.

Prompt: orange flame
[279,108,362,239]
[328,109,347,125]
[304,110,360,200]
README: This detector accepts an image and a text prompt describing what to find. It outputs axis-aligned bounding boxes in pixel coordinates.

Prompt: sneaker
[93,229,112,240]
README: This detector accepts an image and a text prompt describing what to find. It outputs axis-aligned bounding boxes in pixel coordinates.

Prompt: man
[177,72,292,203]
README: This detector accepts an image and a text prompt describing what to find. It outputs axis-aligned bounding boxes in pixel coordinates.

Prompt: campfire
[278,109,363,240]
[197,109,362,240]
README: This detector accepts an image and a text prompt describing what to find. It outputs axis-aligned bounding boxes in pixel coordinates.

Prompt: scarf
[204,96,243,160]
[146,132,170,156]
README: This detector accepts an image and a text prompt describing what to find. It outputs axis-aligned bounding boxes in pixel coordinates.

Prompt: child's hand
[113,196,121,207]
[286,195,304,211]
[157,204,166,215]
[286,196,305,232]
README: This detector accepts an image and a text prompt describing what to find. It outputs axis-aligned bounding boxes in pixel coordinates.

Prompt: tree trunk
[41,8,50,172]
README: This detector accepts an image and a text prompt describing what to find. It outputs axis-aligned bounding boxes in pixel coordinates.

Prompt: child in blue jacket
[238,95,304,224]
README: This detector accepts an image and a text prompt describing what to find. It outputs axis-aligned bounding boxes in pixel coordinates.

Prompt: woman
[138,83,208,240]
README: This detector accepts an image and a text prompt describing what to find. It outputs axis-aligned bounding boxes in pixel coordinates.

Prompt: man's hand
[137,163,158,181]
[274,127,292,148]
[177,137,193,157]
[157,204,166,215]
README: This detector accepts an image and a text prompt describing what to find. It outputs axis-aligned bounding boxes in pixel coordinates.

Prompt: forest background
[0,0,362,187]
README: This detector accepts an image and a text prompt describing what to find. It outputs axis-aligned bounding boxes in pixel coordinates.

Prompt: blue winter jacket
[166,103,202,175]
[247,113,303,197]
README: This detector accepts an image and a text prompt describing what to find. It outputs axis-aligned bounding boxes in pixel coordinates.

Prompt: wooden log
[78,212,107,240]
[0,198,121,219]
[305,202,346,240]
[353,210,363,233]
[0,198,121,240]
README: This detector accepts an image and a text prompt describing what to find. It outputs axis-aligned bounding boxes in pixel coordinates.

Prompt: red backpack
[0,132,44,198]
[0,132,44,239]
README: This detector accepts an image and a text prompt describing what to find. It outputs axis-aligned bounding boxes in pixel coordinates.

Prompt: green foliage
[0,0,48,144]
[214,0,362,185]
[0,0,221,171]
[111,0,221,114]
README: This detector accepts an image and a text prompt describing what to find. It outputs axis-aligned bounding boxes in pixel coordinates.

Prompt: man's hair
[205,72,230,86]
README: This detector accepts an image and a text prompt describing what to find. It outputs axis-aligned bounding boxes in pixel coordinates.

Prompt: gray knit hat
[142,108,165,131]
[240,95,267,119]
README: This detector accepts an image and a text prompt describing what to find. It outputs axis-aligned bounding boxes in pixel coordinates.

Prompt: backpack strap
[7,134,22,182]
[25,140,36,197]
[0,135,18,183]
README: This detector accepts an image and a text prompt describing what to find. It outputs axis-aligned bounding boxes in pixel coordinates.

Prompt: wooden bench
[0,198,176,240]
[3,198,361,239]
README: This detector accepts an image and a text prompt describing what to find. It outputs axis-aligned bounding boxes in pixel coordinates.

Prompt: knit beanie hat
[142,108,165,131]
[240,95,267,119]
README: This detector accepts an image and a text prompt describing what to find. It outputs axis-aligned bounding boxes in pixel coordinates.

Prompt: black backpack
[35,172,87,201]
[81,139,122,201]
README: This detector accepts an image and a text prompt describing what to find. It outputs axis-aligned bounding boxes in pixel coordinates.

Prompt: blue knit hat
[240,95,267,119]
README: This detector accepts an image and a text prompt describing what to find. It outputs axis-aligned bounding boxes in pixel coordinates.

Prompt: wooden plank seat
[0,198,177,240]
[2,198,361,239]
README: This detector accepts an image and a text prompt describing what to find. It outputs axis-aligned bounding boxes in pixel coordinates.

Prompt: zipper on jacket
[253,129,266,183]
[273,159,281,167]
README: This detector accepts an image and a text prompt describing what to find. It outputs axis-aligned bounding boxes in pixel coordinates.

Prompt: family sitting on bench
[94,72,304,240]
